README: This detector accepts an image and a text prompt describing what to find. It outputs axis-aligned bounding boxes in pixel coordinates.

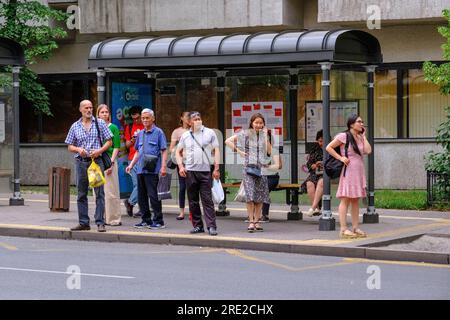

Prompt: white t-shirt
[177,126,219,172]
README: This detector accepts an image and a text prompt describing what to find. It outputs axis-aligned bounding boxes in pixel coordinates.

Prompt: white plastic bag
[211,179,225,205]
[234,181,246,202]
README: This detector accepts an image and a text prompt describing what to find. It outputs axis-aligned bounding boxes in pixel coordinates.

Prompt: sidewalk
[1,193,449,264]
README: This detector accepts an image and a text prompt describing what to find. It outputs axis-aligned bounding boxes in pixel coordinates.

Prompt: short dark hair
[316,129,323,141]
[129,105,142,115]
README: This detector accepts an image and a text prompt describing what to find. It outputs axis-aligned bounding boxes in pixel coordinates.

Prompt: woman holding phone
[326,114,372,239]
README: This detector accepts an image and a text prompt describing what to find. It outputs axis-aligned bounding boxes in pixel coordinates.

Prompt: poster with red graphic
[231,101,284,152]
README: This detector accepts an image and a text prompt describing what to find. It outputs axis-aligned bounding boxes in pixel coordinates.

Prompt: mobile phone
[361,127,365,134]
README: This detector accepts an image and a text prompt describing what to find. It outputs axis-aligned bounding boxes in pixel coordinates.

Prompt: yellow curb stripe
[344,258,450,269]
[0,242,18,251]
[225,249,356,272]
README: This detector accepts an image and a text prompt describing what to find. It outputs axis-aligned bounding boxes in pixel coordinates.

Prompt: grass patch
[374,189,428,210]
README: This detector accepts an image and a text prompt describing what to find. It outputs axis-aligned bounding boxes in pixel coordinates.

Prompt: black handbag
[94,117,112,170]
[245,165,262,177]
[141,131,160,172]
[324,132,350,179]
[167,157,177,170]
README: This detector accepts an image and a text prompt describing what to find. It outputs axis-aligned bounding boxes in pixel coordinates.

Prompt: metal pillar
[287,68,301,220]
[363,65,379,223]
[96,69,106,105]
[215,70,230,216]
[318,62,336,231]
[9,66,24,206]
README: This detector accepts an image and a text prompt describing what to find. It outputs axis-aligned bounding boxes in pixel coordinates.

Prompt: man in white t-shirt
[176,111,220,236]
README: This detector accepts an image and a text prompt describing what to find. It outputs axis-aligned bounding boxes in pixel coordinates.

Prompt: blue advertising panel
[111,82,153,198]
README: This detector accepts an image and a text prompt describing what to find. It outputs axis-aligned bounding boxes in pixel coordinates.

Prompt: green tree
[0,0,68,115]
[423,9,450,205]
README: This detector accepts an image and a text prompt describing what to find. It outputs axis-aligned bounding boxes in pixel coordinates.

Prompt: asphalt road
[0,236,449,300]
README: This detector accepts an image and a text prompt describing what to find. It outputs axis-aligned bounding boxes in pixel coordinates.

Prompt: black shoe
[208,227,218,236]
[70,224,90,231]
[97,225,106,232]
[176,215,185,220]
[190,226,205,234]
[133,211,142,218]
[124,200,133,217]
[260,215,270,223]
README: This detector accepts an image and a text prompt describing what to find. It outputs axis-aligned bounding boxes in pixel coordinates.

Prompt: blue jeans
[76,159,105,226]
[137,173,164,225]
[129,166,138,206]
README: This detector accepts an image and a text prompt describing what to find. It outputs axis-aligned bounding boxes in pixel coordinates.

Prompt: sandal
[247,222,255,233]
[254,221,264,232]
[340,229,357,239]
[353,228,367,238]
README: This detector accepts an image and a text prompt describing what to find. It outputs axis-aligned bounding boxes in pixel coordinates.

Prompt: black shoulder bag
[94,118,112,170]
[324,132,350,179]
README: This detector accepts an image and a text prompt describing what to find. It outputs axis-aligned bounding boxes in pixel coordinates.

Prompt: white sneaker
[305,208,315,217]
[312,208,321,216]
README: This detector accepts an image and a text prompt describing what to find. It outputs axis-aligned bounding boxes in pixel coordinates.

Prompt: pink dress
[335,132,367,199]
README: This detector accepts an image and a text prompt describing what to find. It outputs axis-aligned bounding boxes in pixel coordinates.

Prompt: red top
[124,122,145,160]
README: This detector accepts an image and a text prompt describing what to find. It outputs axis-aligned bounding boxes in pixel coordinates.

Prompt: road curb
[0,225,449,265]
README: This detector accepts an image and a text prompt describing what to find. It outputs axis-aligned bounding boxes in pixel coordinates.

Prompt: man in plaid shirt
[65,100,113,232]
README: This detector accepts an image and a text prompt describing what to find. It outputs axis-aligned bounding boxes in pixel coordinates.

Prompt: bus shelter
[0,37,24,205]
[88,29,382,230]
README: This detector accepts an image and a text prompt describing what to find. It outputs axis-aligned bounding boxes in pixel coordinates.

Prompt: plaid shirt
[65,117,113,158]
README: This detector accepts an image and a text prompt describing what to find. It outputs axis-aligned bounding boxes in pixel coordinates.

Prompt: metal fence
[427,171,450,206]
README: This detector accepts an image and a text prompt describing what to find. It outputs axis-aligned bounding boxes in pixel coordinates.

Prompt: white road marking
[0,266,135,279]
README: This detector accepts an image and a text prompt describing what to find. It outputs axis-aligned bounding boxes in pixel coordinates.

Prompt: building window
[156,77,217,139]
[407,69,449,138]
[20,74,96,143]
[374,69,397,138]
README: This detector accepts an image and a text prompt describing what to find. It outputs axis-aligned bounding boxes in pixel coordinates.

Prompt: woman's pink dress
[335,132,367,199]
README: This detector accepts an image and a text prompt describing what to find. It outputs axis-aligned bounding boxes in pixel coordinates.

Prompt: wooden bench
[218,181,304,220]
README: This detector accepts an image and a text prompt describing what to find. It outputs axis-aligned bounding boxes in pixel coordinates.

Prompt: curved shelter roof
[0,37,24,66]
[88,29,382,70]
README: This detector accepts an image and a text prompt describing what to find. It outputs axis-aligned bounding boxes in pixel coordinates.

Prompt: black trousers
[262,174,280,217]
[186,171,216,230]
[137,173,163,225]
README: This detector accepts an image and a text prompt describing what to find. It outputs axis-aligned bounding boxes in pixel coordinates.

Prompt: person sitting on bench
[301,129,323,217]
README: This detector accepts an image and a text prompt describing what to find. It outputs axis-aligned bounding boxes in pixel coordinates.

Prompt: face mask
[193,121,203,131]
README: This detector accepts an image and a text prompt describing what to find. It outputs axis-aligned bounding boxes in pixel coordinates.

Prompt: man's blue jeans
[76,159,105,226]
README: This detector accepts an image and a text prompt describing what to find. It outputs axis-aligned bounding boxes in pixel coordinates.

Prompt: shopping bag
[88,159,106,188]
[234,181,246,202]
[211,179,225,205]
[157,172,172,200]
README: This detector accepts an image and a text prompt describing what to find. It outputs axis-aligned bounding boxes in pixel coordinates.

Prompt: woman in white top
[169,111,190,220]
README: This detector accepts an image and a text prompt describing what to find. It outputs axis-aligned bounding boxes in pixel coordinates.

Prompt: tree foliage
[0,0,68,115]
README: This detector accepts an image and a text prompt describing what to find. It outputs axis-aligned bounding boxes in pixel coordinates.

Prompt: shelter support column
[215,70,230,216]
[96,69,106,105]
[363,65,379,224]
[318,62,336,231]
[10,66,24,206]
[287,68,301,220]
